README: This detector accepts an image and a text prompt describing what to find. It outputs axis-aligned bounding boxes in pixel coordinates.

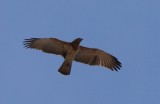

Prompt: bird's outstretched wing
[23,38,69,57]
[74,46,122,71]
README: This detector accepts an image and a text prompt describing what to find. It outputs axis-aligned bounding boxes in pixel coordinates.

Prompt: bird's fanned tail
[58,60,72,75]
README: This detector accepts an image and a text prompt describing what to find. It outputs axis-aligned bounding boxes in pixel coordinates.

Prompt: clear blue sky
[0,0,160,104]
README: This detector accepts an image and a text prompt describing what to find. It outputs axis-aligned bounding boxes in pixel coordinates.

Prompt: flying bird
[23,38,122,75]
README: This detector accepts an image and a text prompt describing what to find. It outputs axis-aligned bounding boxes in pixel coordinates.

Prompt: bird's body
[58,38,82,75]
[23,37,122,75]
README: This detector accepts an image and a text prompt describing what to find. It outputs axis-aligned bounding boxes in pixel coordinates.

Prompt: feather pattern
[74,46,121,71]
[23,38,69,57]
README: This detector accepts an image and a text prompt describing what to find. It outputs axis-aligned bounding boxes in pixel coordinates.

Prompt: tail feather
[58,61,72,75]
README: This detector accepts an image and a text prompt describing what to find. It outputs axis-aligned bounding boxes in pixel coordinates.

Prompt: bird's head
[71,38,83,44]
[75,38,83,42]
[70,38,83,50]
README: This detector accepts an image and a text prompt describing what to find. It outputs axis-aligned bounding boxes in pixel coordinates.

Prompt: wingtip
[23,38,39,49]
[109,61,122,72]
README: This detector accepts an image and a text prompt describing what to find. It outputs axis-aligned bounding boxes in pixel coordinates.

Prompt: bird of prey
[23,38,122,75]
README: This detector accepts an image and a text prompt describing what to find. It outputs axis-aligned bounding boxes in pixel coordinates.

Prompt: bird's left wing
[23,38,69,57]
[74,46,122,71]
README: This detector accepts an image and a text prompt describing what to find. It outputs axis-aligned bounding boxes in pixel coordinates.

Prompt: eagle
[23,38,122,75]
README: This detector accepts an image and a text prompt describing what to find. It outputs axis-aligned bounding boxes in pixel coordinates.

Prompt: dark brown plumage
[23,38,122,75]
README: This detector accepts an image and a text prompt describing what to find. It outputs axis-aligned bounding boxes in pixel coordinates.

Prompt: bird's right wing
[23,38,69,57]
[74,46,122,71]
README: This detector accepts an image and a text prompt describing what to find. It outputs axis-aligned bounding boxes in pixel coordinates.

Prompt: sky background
[0,0,160,104]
